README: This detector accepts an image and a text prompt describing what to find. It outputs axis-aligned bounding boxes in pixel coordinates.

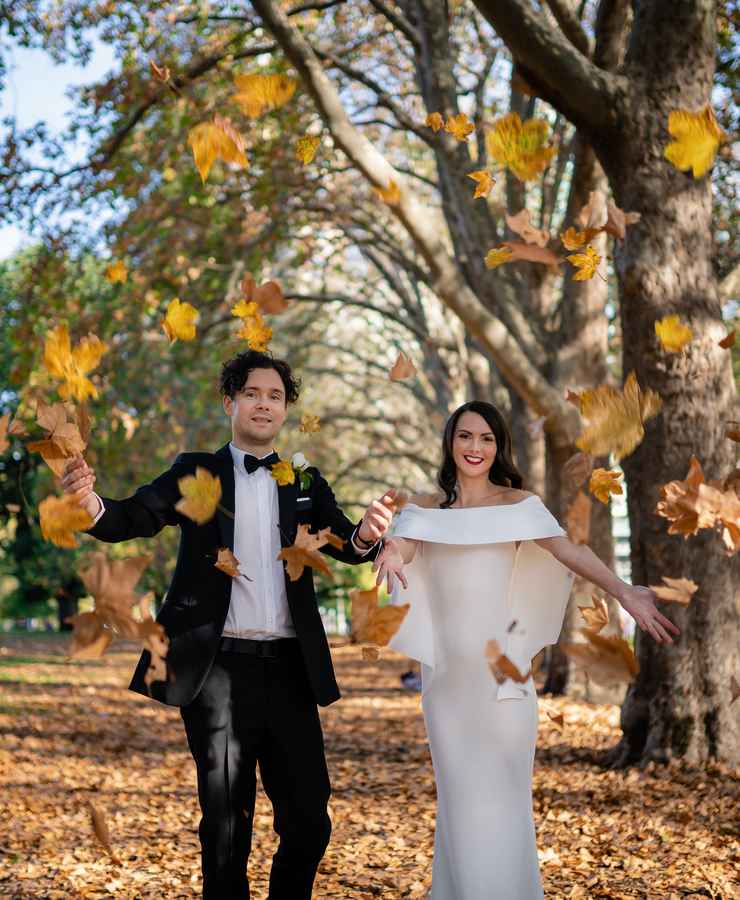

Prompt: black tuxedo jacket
[87,442,377,708]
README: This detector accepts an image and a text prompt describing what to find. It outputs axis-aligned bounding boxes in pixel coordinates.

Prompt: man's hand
[61,455,101,521]
[357,489,397,546]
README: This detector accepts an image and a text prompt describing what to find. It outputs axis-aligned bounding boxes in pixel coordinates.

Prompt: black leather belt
[219,636,299,658]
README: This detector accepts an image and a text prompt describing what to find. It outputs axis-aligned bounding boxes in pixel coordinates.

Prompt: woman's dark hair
[437,401,524,508]
[219,350,301,405]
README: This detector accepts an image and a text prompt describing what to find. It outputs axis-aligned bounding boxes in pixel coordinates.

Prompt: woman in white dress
[374,401,680,900]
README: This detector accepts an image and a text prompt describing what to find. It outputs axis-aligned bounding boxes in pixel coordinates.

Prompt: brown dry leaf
[240,272,287,314]
[27,400,87,477]
[649,575,698,605]
[726,420,740,443]
[506,209,550,247]
[64,611,113,659]
[718,330,736,349]
[389,351,417,381]
[575,190,607,230]
[603,201,641,240]
[588,467,624,504]
[562,451,594,492]
[278,524,339,582]
[484,638,531,685]
[350,585,409,645]
[88,801,121,865]
[362,646,381,661]
[547,710,565,730]
[215,548,242,579]
[149,59,170,82]
[565,490,592,545]
[576,371,663,462]
[425,111,444,131]
[578,594,610,633]
[502,240,562,268]
[562,630,639,686]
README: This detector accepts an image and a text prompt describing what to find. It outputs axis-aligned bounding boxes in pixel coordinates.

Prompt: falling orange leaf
[240,273,287,314]
[215,548,242,579]
[175,467,222,525]
[300,414,321,434]
[726,421,740,443]
[655,314,693,353]
[576,371,662,462]
[278,524,341,582]
[350,585,409,646]
[88,801,121,865]
[484,638,531,685]
[547,711,565,730]
[578,594,609,633]
[664,104,726,178]
[43,324,108,403]
[588,467,623,504]
[149,59,171,83]
[231,72,297,118]
[295,134,321,165]
[649,575,698,605]
[719,330,736,349]
[389,351,416,381]
[39,494,93,548]
[373,179,401,204]
[506,209,550,247]
[567,245,601,281]
[502,241,562,268]
[105,260,128,284]
[486,112,556,181]
[187,115,248,183]
[162,297,199,343]
[26,400,87,478]
[425,111,444,131]
[603,201,641,241]
[236,315,272,351]
[467,169,494,199]
[484,246,514,269]
[562,630,639,686]
[444,112,475,141]
[560,226,602,251]
[271,459,296,487]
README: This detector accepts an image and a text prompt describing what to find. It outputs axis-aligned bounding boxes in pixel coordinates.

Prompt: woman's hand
[619,585,681,644]
[372,538,408,593]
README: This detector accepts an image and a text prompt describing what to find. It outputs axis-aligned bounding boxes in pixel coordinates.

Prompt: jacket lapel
[214,443,235,551]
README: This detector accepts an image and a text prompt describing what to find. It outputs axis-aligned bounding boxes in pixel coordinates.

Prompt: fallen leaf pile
[0,637,736,899]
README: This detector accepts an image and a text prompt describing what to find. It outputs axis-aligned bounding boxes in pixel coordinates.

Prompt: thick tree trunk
[597,14,739,764]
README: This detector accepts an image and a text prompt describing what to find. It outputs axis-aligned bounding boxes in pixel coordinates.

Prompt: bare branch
[543,0,592,58]
[367,0,422,48]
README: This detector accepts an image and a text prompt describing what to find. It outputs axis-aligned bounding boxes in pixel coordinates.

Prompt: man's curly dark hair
[219,350,301,405]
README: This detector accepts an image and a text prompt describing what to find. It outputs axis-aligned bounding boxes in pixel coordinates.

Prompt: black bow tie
[243,451,280,475]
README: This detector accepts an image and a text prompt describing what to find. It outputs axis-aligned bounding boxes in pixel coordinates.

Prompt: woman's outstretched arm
[535,535,681,645]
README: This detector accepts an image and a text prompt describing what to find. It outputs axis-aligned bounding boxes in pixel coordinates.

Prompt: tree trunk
[597,14,739,764]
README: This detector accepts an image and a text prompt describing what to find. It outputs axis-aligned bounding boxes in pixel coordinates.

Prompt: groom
[61,349,394,899]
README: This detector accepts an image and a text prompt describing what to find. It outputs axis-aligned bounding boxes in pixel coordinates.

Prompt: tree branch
[472,0,626,133]
[543,0,592,58]
[719,261,740,305]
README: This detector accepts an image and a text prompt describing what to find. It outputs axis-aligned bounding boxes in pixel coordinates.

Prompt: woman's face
[452,411,497,479]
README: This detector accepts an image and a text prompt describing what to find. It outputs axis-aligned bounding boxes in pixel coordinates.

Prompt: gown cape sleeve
[387,496,575,701]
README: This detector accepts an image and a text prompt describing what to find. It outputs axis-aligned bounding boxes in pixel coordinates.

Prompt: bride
[374,400,679,900]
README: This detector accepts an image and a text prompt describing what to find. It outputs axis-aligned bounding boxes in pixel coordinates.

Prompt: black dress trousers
[180,641,332,900]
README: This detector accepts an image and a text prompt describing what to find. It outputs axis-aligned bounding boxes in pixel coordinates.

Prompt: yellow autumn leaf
[187,115,248,184]
[425,112,444,132]
[299,414,321,434]
[560,226,601,251]
[576,371,663,462]
[105,260,128,284]
[467,170,494,199]
[373,179,401,204]
[236,315,272,352]
[444,112,475,141]
[175,467,222,525]
[39,494,93,548]
[486,112,556,182]
[588,467,623,504]
[231,73,297,119]
[43,324,108,402]
[232,299,259,319]
[484,246,514,269]
[295,135,321,165]
[655,314,693,353]
[566,245,601,281]
[271,459,296,487]
[664,104,726,178]
[162,298,199,343]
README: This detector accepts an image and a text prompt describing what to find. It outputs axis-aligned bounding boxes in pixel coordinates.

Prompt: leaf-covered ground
[0,635,737,899]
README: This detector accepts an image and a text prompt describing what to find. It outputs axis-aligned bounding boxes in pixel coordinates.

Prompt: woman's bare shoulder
[408,491,443,509]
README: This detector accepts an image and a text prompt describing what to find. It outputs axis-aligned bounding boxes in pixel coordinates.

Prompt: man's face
[223,367,288,450]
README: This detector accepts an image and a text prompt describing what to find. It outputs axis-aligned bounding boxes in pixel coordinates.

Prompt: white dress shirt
[89,442,376,640]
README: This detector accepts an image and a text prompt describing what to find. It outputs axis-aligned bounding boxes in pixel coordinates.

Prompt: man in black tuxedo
[61,350,394,900]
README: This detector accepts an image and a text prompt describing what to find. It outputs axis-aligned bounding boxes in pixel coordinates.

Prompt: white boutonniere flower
[291,452,313,490]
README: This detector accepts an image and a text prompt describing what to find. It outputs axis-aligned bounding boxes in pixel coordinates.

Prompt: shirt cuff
[351,525,377,556]
[90,493,105,525]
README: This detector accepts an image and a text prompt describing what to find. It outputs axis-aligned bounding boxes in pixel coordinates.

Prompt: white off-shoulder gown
[388,497,575,900]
